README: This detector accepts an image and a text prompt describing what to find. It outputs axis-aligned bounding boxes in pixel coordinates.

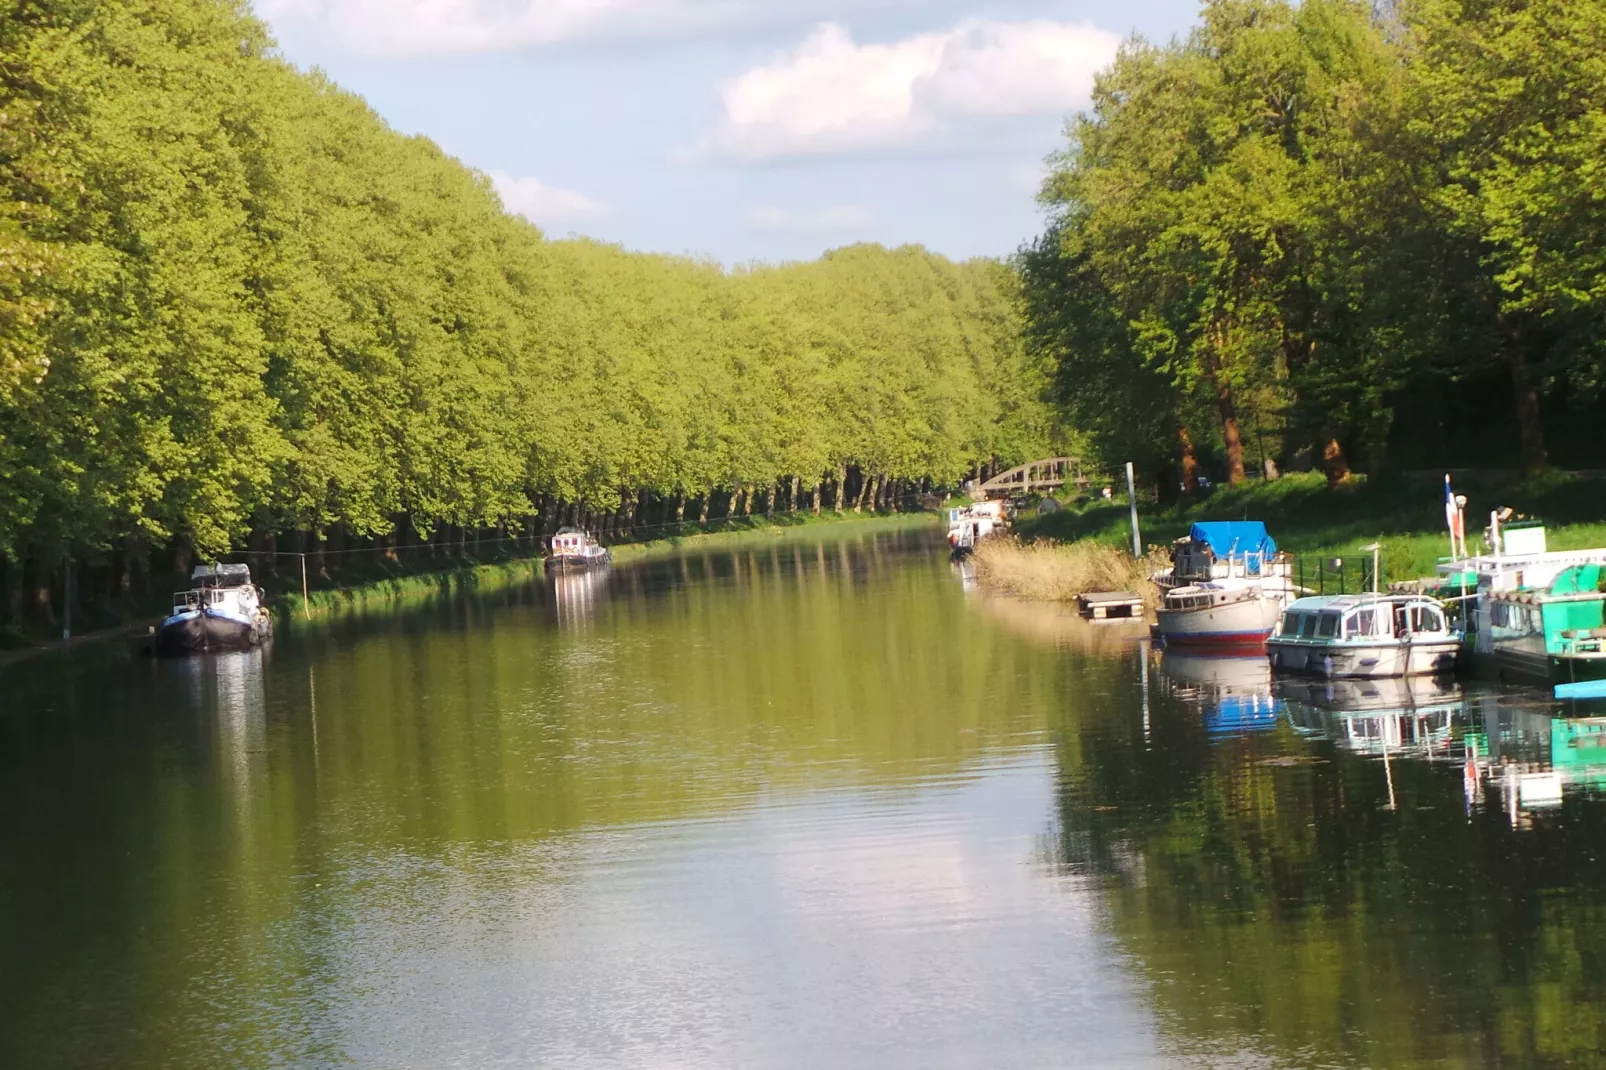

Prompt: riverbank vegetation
[0,0,1053,635]
[1022,0,1606,490]
[971,537,1162,607]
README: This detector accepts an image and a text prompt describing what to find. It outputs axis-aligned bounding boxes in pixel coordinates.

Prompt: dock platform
[1078,591,1144,620]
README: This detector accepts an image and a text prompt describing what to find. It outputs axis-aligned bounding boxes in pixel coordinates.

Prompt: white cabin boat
[156,562,272,656]
[1154,521,1297,652]
[1268,594,1458,678]
[545,527,610,572]
[947,502,1004,558]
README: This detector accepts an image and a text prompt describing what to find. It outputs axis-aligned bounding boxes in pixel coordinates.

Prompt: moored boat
[947,502,1004,559]
[1154,521,1296,651]
[1156,582,1286,652]
[155,562,272,656]
[1268,593,1459,678]
[1431,518,1606,685]
[1480,564,1606,686]
[545,527,610,572]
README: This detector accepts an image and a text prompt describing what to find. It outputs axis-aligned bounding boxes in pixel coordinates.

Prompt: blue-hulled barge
[155,563,273,656]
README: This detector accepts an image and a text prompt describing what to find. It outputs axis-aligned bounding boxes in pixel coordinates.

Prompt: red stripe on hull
[1159,631,1271,654]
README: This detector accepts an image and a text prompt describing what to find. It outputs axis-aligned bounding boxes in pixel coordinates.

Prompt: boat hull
[545,552,610,572]
[1268,637,1459,679]
[1478,645,1606,687]
[154,609,271,657]
[1156,596,1282,653]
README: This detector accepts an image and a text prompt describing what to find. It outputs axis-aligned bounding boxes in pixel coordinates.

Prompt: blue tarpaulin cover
[1190,521,1277,562]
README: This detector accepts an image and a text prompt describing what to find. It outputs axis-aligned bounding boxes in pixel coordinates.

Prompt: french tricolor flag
[1445,474,1464,554]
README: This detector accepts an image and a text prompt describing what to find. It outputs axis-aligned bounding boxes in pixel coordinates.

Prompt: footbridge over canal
[976,457,1084,499]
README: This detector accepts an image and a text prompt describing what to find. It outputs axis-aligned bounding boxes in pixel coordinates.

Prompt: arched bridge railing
[977,457,1083,499]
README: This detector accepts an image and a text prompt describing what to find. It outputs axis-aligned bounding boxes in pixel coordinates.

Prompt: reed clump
[971,536,1162,607]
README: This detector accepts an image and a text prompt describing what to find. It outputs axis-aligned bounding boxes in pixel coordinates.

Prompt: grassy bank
[1017,470,1606,590]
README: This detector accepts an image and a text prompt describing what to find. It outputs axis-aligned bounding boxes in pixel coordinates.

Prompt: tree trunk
[675,492,686,525]
[698,492,710,525]
[812,479,822,515]
[1506,347,1548,474]
[1208,382,1246,483]
[1321,438,1351,485]
[834,465,847,512]
[1177,425,1201,495]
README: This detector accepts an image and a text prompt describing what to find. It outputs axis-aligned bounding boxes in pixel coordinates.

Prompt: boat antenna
[1362,542,1382,596]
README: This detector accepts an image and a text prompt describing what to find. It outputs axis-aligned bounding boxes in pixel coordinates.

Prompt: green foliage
[0,0,1050,593]
[1024,0,1606,485]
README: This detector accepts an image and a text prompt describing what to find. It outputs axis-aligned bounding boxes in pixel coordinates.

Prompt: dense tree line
[0,0,1052,625]
[1023,0,1606,490]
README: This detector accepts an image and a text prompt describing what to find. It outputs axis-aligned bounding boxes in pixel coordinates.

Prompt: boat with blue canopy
[1155,521,1298,651]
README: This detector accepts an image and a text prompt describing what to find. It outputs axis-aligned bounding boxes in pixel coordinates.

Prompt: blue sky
[259,1,1205,264]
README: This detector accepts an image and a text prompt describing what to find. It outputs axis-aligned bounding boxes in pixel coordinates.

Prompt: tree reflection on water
[1051,653,1606,1068]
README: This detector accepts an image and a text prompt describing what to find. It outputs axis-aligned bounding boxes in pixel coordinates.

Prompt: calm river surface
[3,524,1606,1068]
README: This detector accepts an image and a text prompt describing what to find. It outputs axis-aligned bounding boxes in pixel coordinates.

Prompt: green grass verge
[1020,470,1606,587]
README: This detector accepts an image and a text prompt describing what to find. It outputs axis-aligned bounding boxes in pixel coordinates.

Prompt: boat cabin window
[1394,603,1445,635]
[1344,607,1381,637]
[1297,613,1321,639]
[1316,612,1341,639]
[1280,611,1300,636]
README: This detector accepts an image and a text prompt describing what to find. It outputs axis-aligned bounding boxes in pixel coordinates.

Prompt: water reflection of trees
[1051,668,1606,1068]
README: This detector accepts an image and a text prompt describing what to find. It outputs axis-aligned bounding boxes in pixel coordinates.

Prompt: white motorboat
[1154,521,1297,652]
[1268,593,1459,678]
[545,527,610,572]
[947,502,1004,559]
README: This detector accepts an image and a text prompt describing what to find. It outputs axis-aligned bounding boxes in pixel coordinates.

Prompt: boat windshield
[1316,611,1341,639]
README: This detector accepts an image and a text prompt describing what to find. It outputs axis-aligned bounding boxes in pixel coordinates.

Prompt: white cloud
[743,204,873,233]
[700,19,1120,162]
[489,170,607,230]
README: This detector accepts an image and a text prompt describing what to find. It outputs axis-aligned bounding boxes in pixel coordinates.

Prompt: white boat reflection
[1279,676,1465,760]
[1158,652,1283,736]
[174,646,270,800]
[549,564,610,628]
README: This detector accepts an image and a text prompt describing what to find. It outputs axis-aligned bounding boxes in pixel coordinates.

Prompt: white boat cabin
[171,562,263,621]
[1276,595,1450,643]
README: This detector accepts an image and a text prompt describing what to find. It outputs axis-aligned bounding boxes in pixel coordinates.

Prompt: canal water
[3,525,1605,1068]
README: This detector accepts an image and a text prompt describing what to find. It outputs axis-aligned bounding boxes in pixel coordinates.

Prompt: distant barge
[155,563,273,656]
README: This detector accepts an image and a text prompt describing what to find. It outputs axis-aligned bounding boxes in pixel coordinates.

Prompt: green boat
[1485,563,1606,685]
